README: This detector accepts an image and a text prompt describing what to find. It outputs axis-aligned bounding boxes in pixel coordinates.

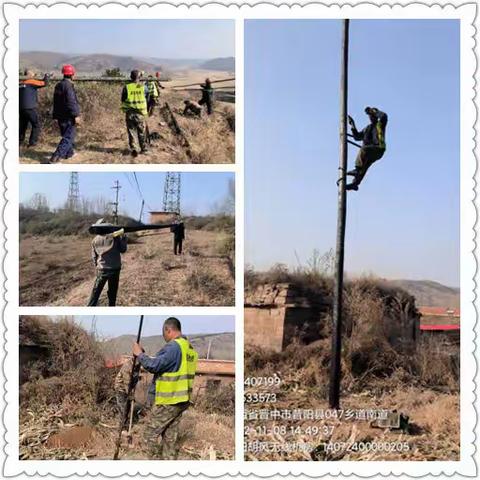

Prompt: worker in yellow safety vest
[133,317,198,459]
[146,74,164,116]
[121,70,148,157]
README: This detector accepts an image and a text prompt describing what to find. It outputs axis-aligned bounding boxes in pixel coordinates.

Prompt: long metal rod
[329,18,349,410]
[170,77,235,89]
[113,315,144,460]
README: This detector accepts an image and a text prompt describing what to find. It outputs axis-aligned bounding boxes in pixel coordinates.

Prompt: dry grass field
[19,71,235,164]
[20,229,235,306]
[244,269,460,461]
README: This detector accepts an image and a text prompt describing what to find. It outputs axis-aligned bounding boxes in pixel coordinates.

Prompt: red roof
[420,324,460,331]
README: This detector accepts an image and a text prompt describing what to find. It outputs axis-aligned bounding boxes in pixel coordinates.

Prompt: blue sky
[245,19,460,287]
[20,19,234,59]
[62,315,235,339]
[20,172,234,219]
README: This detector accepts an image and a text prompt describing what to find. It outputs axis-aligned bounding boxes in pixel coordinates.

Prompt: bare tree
[28,193,49,212]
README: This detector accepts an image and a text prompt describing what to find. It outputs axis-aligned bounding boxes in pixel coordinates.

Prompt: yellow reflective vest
[155,338,198,405]
[147,81,159,99]
[121,82,147,116]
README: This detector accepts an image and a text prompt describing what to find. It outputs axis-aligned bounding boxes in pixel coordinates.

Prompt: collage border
[1,1,477,477]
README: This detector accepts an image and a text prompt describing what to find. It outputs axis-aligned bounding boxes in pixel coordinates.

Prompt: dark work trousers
[87,269,121,306]
[19,108,40,146]
[52,119,76,159]
[174,238,183,255]
[350,146,385,187]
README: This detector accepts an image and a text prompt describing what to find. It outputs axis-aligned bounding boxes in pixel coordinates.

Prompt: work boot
[347,169,357,176]
[131,150,138,158]
[140,148,149,155]
[46,154,61,164]
[345,184,359,191]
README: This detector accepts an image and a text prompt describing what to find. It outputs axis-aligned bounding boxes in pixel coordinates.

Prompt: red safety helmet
[62,64,75,76]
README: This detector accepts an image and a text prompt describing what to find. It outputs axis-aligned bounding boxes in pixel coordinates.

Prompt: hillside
[101,332,235,360]
[20,51,234,75]
[199,57,235,72]
[387,279,460,308]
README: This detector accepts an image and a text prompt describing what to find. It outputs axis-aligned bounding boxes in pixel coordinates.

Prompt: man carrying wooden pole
[329,18,349,410]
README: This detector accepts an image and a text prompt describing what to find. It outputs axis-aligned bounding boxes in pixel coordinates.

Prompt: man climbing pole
[87,219,128,306]
[121,70,149,157]
[345,106,388,191]
[132,317,198,459]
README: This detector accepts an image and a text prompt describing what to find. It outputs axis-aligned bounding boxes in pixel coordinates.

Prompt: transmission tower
[66,172,80,212]
[110,180,121,225]
[162,172,181,214]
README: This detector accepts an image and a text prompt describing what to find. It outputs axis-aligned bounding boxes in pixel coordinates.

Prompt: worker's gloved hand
[75,116,83,126]
[347,115,355,127]
[132,342,143,357]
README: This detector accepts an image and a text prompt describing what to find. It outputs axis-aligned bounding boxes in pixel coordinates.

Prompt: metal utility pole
[329,19,349,410]
[138,199,145,223]
[111,180,121,225]
[162,172,181,214]
[66,172,80,212]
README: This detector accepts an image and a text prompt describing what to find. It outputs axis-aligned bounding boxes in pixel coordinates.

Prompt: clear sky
[58,315,235,339]
[20,19,234,59]
[245,19,460,287]
[20,172,234,219]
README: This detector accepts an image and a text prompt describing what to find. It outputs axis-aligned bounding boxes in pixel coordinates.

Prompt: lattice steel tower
[162,172,181,214]
[67,172,80,211]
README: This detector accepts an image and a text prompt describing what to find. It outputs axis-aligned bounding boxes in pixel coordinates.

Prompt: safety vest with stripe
[155,338,198,405]
[121,82,147,116]
[147,81,159,99]
[375,120,386,149]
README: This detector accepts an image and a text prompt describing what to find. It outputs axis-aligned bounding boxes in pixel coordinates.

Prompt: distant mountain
[199,57,235,72]
[101,332,235,360]
[20,51,164,75]
[20,51,235,75]
[387,279,460,308]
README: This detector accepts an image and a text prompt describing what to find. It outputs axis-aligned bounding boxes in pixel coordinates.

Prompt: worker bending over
[19,70,50,148]
[133,317,198,459]
[88,219,128,306]
[49,65,81,163]
[346,107,388,191]
[183,99,202,117]
[121,70,149,157]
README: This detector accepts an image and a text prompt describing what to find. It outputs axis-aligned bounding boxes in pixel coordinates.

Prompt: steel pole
[329,19,349,410]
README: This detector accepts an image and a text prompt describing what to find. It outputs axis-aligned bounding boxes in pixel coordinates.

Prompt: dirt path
[20,229,234,306]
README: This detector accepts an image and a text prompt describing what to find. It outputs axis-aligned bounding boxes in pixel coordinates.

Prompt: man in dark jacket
[19,70,49,147]
[172,222,185,255]
[198,78,214,115]
[87,220,128,306]
[49,64,81,164]
[346,107,388,191]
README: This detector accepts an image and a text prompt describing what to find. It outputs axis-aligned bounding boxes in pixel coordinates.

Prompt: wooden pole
[329,19,349,410]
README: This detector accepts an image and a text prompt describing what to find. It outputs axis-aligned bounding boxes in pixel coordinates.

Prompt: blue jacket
[19,75,49,110]
[53,78,80,120]
[137,337,184,403]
